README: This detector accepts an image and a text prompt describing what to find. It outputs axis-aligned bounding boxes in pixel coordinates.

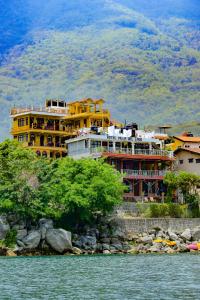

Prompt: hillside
[0,0,200,139]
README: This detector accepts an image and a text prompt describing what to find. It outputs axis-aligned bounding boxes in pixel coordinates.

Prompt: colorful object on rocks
[153,239,176,247]
[187,243,199,251]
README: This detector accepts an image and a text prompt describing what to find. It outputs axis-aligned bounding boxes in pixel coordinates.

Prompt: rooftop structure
[170,133,200,151]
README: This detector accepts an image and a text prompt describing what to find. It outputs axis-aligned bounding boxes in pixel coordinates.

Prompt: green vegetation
[164,171,200,217]
[0,140,124,225]
[0,1,200,140]
[136,203,188,218]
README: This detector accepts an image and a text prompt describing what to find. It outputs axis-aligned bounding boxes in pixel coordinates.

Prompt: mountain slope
[0,0,200,139]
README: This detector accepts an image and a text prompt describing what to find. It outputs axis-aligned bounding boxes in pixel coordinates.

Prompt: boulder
[103,250,111,254]
[80,235,97,250]
[6,249,17,257]
[102,244,110,251]
[46,229,72,253]
[16,229,27,240]
[181,229,191,241]
[192,227,200,241]
[22,230,41,249]
[72,247,82,255]
[0,216,10,239]
[140,235,153,244]
[39,219,54,240]
[168,230,178,241]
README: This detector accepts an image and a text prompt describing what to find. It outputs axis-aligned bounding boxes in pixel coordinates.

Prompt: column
[132,142,135,154]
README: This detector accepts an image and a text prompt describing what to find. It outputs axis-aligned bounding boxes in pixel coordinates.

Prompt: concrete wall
[175,151,200,175]
[116,217,200,233]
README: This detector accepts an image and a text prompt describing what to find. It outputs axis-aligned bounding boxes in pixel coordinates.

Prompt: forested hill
[0,0,200,139]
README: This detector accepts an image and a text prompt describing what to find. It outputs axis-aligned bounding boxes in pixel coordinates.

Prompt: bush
[138,203,189,218]
[4,229,17,248]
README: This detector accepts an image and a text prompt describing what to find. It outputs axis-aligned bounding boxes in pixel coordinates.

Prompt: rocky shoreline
[1,216,200,256]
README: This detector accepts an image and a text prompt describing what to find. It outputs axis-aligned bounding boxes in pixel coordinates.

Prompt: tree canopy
[0,140,124,224]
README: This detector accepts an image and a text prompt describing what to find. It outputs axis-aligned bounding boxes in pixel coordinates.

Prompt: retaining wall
[116,218,200,233]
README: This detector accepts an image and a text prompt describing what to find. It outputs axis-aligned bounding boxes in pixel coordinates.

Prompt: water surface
[0,254,199,300]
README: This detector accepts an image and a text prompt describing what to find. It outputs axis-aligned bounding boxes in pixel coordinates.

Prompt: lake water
[0,254,200,300]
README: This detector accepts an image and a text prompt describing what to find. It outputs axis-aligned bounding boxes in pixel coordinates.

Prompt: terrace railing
[90,147,174,158]
[122,169,167,178]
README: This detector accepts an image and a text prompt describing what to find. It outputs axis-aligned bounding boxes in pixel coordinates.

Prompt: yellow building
[10,98,111,158]
[170,134,200,151]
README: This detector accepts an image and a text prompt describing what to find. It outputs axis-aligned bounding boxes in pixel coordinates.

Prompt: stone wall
[116,217,200,234]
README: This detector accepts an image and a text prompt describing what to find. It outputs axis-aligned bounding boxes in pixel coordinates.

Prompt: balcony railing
[122,169,167,178]
[10,107,68,115]
[90,147,174,158]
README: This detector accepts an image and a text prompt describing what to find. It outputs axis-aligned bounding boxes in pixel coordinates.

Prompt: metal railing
[90,147,173,158]
[122,169,167,177]
[10,107,68,115]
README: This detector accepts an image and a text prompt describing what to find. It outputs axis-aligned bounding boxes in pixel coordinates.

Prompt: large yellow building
[10,98,111,158]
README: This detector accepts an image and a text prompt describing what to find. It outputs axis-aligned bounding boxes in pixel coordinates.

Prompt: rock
[103,250,111,254]
[39,219,54,240]
[100,237,110,244]
[22,230,41,249]
[168,230,178,241]
[16,240,25,248]
[16,229,27,240]
[111,237,121,244]
[46,229,72,253]
[111,243,122,251]
[192,227,200,241]
[6,249,17,257]
[102,244,110,251]
[140,235,153,244]
[80,235,97,250]
[111,229,126,239]
[181,229,191,241]
[166,248,176,254]
[127,247,139,254]
[72,247,82,255]
[178,244,188,253]
[0,216,10,239]
[73,240,82,249]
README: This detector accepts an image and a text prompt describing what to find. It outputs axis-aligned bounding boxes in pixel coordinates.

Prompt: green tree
[39,158,124,224]
[0,140,46,222]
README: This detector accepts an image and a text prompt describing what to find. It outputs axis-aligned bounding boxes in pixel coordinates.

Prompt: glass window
[179,160,184,164]
[188,158,193,163]
[196,159,200,164]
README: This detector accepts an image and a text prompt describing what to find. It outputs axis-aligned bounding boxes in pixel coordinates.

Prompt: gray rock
[80,235,97,249]
[46,229,72,253]
[181,229,192,241]
[16,240,25,248]
[103,250,111,254]
[72,247,82,255]
[102,244,110,251]
[22,230,41,249]
[179,243,188,253]
[100,237,110,244]
[192,226,200,241]
[16,229,27,240]
[111,243,122,251]
[140,235,153,244]
[39,219,54,240]
[168,230,178,241]
[0,216,10,239]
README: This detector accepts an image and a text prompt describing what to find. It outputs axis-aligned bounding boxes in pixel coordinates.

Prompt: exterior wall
[175,151,200,175]
[116,217,200,233]
[171,138,200,151]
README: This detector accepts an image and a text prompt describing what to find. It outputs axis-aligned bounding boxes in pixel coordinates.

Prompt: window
[196,159,200,164]
[179,160,184,164]
[26,117,29,125]
[18,118,25,127]
[18,135,24,142]
[188,158,193,163]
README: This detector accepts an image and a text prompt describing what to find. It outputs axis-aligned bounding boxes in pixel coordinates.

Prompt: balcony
[11,124,77,135]
[122,169,167,179]
[90,147,174,159]
[10,106,68,116]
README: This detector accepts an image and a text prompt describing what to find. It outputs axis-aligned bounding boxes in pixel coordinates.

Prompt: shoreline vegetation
[0,140,200,257]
